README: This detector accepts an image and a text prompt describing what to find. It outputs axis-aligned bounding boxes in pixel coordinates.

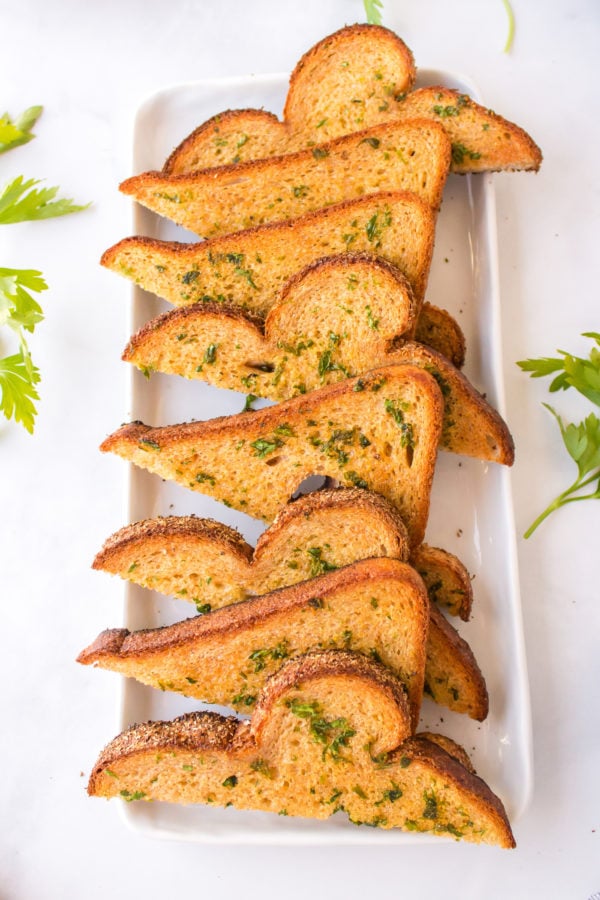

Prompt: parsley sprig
[517,333,600,537]
[0,105,90,433]
[0,175,90,224]
[363,0,383,26]
[0,106,42,155]
[0,268,46,433]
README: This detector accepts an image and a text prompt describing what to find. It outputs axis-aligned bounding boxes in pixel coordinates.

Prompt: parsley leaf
[0,350,41,434]
[518,333,600,536]
[363,0,384,26]
[517,333,600,407]
[0,175,90,224]
[0,267,47,432]
[0,106,43,154]
[522,406,600,538]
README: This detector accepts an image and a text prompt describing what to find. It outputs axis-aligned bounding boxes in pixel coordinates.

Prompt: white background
[0,1,598,897]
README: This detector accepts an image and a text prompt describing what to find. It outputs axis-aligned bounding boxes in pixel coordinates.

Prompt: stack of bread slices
[81,23,541,847]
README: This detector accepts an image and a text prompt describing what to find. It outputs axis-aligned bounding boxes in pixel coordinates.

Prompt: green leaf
[363,0,383,26]
[0,268,47,334]
[0,349,41,433]
[517,333,600,408]
[0,175,90,224]
[0,106,43,154]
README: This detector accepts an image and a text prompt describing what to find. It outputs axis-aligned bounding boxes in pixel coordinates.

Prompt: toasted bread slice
[415,301,465,369]
[120,119,450,239]
[100,365,443,547]
[87,650,514,847]
[93,491,487,720]
[121,252,511,464]
[78,558,428,728]
[93,489,472,619]
[387,342,514,465]
[426,604,487,719]
[411,543,473,621]
[92,488,411,607]
[101,191,436,314]
[163,24,540,177]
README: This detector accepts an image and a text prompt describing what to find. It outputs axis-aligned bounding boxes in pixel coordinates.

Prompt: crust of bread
[78,557,429,729]
[414,301,466,369]
[86,650,514,847]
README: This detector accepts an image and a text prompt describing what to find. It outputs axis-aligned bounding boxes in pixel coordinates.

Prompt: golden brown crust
[163,108,282,175]
[418,732,476,774]
[92,515,254,572]
[284,24,416,128]
[414,301,466,369]
[89,710,241,792]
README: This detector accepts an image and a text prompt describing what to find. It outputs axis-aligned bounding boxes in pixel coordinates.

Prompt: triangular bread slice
[120,253,512,465]
[78,557,428,728]
[92,493,487,720]
[101,191,436,315]
[120,119,451,238]
[164,24,540,177]
[100,364,443,547]
[93,488,471,619]
[86,649,514,847]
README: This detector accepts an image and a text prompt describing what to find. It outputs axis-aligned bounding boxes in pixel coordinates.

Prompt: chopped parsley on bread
[87,650,513,846]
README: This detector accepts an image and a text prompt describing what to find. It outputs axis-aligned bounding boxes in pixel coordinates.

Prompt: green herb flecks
[423,789,438,820]
[365,208,392,249]
[286,697,356,762]
[250,436,284,458]
[119,790,146,802]
[250,758,273,778]
[248,641,289,673]
[307,546,338,577]
[222,775,238,789]
[451,143,482,165]
[375,783,403,805]
[232,692,256,707]
[384,398,414,448]
[365,304,379,330]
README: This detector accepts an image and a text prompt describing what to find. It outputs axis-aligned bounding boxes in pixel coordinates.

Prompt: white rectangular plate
[113,70,532,843]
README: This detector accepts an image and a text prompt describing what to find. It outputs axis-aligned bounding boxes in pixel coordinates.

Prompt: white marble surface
[0,1,598,897]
